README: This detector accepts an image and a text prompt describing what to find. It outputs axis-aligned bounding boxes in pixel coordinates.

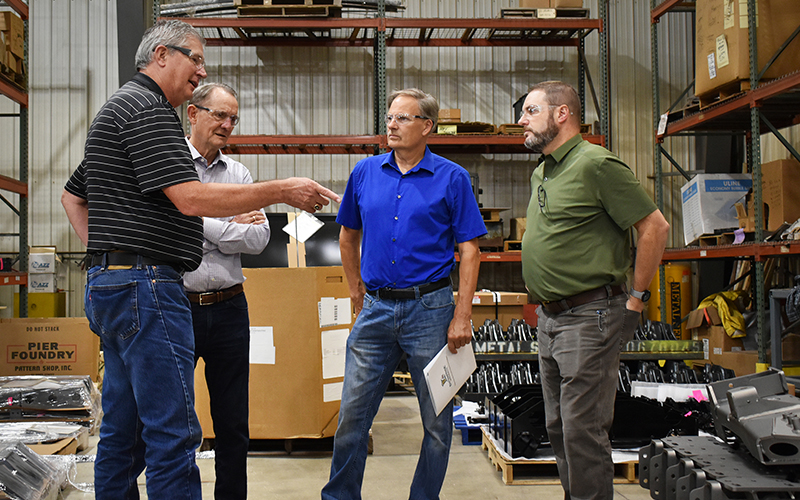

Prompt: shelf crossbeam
[651,0,695,23]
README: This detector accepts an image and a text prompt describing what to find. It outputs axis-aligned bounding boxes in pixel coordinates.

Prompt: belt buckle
[198,292,217,306]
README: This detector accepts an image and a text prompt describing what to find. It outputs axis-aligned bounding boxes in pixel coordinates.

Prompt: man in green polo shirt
[519,81,669,500]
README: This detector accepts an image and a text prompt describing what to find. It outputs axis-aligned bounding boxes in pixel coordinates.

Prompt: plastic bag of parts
[0,376,101,434]
[0,442,64,500]
[0,422,86,447]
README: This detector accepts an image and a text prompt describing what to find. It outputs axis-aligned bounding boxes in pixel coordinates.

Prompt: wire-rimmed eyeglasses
[164,44,205,69]
[194,105,240,126]
[537,184,547,214]
[385,113,428,125]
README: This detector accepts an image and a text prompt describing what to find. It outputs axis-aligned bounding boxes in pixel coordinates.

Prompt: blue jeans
[537,294,639,500]
[85,262,202,500]
[322,286,455,500]
[192,292,250,500]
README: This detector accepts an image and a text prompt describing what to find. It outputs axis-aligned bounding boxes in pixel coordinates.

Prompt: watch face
[641,290,651,302]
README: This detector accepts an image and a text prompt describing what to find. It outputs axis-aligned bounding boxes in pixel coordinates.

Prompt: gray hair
[134,20,206,71]
[190,83,238,107]
[528,81,581,120]
[388,88,439,129]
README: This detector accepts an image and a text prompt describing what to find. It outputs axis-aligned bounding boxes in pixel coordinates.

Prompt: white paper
[423,344,477,416]
[319,297,352,328]
[707,53,717,80]
[282,211,324,243]
[249,326,276,365]
[657,113,669,136]
[323,382,344,402]
[321,328,349,379]
[715,35,730,68]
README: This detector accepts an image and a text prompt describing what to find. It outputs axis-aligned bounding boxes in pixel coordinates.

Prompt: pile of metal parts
[471,318,537,343]
[484,383,704,459]
[160,0,405,17]
[465,361,537,395]
[618,361,735,393]
[634,320,679,341]
[639,369,800,499]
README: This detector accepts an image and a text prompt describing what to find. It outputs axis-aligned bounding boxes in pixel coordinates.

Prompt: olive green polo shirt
[521,134,657,303]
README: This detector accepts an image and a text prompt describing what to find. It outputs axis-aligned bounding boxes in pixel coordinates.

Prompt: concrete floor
[62,393,655,499]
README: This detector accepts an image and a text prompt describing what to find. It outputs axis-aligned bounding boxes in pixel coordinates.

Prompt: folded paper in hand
[423,344,477,416]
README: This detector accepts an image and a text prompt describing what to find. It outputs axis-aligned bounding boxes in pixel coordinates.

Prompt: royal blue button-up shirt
[337,147,486,290]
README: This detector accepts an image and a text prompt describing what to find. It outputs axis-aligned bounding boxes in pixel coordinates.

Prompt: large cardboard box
[695,0,800,97]
[0,11,23,58]
[0,318,101,382]
[195,267,350,439]
[708,350,758,377]
[680,173,751,246]
[438,108,461,123]
[458,291,528,329]
[737,159,800,233]
[686,306,744,359]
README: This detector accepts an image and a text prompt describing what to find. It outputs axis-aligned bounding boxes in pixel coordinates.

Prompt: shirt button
[392,260,395,264]
[397,195,401,199]
[392,238,396,242]
[394,216,398,220]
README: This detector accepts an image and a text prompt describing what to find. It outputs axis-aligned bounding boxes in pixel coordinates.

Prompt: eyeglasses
[194,105,240,126]
[537,184,547,214]
[522,104,573,118]
[385,113,428,125]
[164,44,205,69]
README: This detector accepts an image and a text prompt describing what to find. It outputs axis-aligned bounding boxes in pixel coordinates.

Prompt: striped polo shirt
[65,72,203,272]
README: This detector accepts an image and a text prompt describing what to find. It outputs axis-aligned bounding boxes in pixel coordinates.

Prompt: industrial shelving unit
[650,0,800,365]
[0,0,28,317]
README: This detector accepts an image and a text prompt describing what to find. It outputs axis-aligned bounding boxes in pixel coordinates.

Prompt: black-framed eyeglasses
[537,184,547,214]
[194,105,240,126]
[164,44,205,69]
[385,113,428,125]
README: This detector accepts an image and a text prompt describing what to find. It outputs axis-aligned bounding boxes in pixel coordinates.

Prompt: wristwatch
[630,288,651,302]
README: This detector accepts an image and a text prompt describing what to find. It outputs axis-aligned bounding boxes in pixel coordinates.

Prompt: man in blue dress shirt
[322,88,486,500]
[183,83,269,500]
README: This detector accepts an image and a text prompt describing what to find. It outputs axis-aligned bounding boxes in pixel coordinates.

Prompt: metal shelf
[651,0,695,23]
[221,133,606,155]
[0,272,27,287]
[169,16,601,48]
[475,352,705,361]
[662,241,800,262]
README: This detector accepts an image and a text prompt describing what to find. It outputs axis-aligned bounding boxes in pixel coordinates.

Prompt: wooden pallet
[498,123,524,134]
[238,4,342,17]
[697,231,752,247]
[481,427,638,485]
[436,121,497,135]
[504,240,522,252]
[500,8,590,19]
[0,61,26,91]
[698,79,750,109]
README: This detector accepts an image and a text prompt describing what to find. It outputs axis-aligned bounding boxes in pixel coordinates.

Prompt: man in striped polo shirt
[61,20,338,500]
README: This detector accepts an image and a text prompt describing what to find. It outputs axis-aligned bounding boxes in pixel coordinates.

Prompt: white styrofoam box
[28,274,58,293]
[28,246,60,274]
[630,381,709,402]
[680,174,752,246]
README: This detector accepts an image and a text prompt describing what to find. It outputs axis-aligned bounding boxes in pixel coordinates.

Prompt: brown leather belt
[187,283,244,306]
[540,284,626,314]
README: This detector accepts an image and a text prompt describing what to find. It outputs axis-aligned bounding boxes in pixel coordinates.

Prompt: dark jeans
[192,292,251,500]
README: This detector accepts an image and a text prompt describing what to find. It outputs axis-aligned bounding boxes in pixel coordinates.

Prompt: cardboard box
[458,291,528,329]
[553,0,583,6]
[27,274,58,294]
[680,173,751,246]
[28,246,59,274]
[708,350,759,377]
[0,318,101,382]
[0,11,23,58]
[195,267,350,439]
[14,292,66,318]
[510,218,527,241]
[695,0,800,97]
[686,306,744,359]
[520,0,551,7]
[736,158,800,233]
[438,108,461,122]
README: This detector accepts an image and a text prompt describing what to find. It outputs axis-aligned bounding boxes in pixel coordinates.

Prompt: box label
[723,0,735,29]
[704,179,750,192]
[682,181,698,204]
[715,35,730,68]
[707,52,717,80]
[7,340,79,375]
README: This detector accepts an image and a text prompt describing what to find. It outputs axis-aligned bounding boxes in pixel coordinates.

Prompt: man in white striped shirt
[183,83,267,500]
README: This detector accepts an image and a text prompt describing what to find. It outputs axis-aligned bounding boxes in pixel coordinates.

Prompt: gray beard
[524,126,558,153]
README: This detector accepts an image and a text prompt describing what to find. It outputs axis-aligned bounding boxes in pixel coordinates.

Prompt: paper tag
[537,8,556,19]
[282,211,324,243]
[437,124,457,135]
[715,35,730,68]
[723,0,735,29]
[472,296,481,304]
[657,113,669,136]
[707,53,717,80]
[738,0,748,29]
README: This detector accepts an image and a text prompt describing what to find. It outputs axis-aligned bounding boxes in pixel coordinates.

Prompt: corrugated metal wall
[0,0,797,317]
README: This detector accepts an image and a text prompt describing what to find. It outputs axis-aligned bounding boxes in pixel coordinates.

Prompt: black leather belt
[89,251,178,270]
[540,284,626,314]
[367,277,450,300]
[187,284,244,306]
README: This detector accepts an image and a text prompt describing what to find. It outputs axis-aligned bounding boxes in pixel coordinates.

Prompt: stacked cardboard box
[15,247,65,318]
[686,305,757,376]
[735,158,800,233]
[0,11,24,74]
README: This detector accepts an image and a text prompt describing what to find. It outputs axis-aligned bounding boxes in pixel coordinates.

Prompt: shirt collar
[383,146,436,174]
[131,72,167,101]
[548,133,583,164]
[185,137,227,170]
